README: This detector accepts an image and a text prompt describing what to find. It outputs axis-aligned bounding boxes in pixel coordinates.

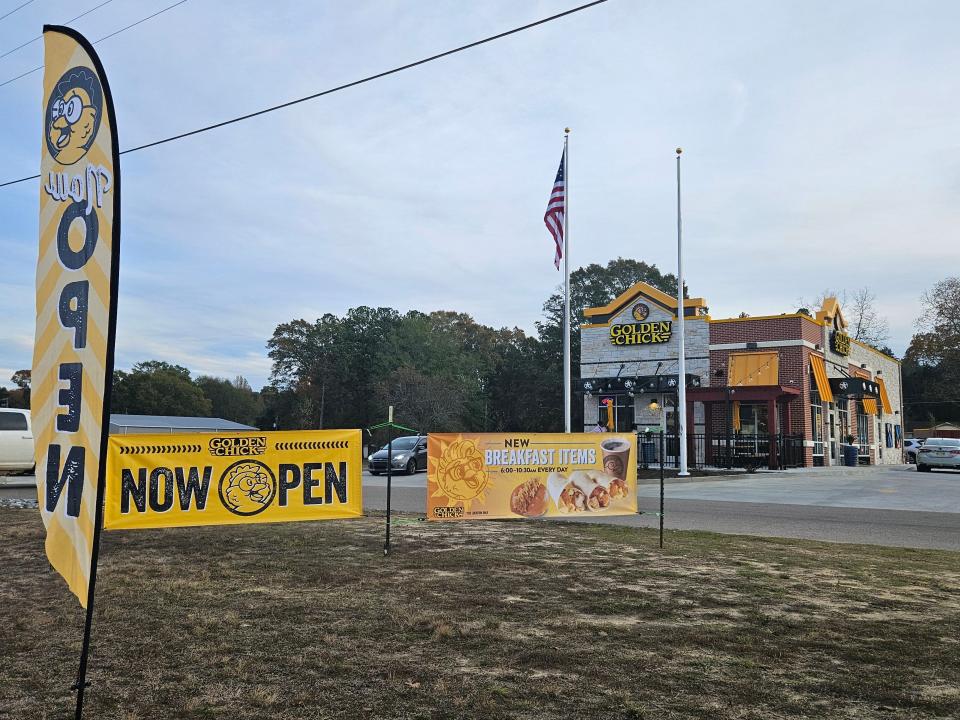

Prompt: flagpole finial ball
[676,147,683,155]
[565,127,571,134]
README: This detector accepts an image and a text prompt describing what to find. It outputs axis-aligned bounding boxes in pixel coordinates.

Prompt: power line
[91,0,186,44]
[0,0,188,89]
[0,0,35,24]
[0,0,115,60]
[0,0,609,189]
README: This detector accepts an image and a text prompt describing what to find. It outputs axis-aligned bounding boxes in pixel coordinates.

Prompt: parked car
[0,408,34,473]
[368,435,427,475]
[904,438,924,464]
[916,438,960,472]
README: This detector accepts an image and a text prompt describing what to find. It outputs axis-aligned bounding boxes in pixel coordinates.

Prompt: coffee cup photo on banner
[427,433,637,521]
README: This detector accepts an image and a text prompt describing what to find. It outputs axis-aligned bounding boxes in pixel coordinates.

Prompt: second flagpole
[563,128,571,433]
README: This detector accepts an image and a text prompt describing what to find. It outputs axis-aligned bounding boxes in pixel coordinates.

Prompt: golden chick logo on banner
[427,433,637,521]
[104,430,363,530]
[33,26,120,607]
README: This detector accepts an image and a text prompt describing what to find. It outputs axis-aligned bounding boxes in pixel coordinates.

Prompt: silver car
[904,438,923,464]
[916,437,960,472]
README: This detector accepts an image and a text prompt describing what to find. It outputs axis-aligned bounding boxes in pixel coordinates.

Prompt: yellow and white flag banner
[33,26,120,607]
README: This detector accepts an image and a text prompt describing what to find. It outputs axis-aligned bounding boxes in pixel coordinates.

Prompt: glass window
[600,395,635,433]
[738,404,769,435]
[811,398,823,455]
[837,398,849,440]
[0,411,28,431]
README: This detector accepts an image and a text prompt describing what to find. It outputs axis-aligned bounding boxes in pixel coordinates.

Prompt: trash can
[842,443,859,467]
[641,441,657,466]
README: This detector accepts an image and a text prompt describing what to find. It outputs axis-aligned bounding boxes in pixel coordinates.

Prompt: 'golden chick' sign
[609,321,672,345]
[104,430,363,530]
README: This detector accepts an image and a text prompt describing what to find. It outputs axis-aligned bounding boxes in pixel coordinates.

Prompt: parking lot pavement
[8,468,960,550]
[636,464,960,513]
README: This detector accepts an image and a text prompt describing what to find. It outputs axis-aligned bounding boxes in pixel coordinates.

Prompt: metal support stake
[659,430,665,549]
[384,435,392,555]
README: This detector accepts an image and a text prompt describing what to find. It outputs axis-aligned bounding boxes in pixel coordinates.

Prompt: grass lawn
[1,507,958,719]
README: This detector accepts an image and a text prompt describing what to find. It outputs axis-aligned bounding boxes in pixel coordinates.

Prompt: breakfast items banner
[104,430,363,530]
[427,433,637,521]
[33,26,120,607]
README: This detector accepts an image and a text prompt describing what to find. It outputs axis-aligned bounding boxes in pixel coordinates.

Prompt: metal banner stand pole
[368,410,418,557]
[385,435,392,555]
[659,430,665,548]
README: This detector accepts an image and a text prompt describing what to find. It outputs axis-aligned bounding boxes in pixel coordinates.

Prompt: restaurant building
[580,282,904,468]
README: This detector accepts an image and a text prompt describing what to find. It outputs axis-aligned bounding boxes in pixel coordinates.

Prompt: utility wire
[0,0,35,24]
[0,0,188,88]
[0,0,609,189]
[0,0,115,60]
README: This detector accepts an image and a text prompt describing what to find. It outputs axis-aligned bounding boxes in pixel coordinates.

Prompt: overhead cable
[0,0,115,60]
[0,0,609,189]
[0,0,36,24]
[0,0,188,88]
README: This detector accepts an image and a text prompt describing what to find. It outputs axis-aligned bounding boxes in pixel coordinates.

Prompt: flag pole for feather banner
[676,148,690,476]
[36,24,122,718]
[563,129,571,433]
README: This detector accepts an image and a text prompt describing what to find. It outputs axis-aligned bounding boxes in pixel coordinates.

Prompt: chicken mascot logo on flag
[45,67,103,165]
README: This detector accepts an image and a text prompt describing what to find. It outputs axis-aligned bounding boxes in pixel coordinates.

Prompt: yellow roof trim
[710,313,823,325]
[815,297,847,328]
[580,315,710,329]
[583,281,706,317]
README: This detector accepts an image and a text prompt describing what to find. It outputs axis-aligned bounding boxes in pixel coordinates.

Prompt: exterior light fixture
[649,399,660,412]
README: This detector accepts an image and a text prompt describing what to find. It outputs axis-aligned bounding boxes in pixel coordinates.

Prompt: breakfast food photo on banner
[427,433,637,521]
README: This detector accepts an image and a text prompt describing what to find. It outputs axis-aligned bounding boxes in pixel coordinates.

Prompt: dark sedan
[368,435,427,475]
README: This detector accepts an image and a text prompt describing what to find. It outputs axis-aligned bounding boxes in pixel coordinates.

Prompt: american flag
[543,149,566,270]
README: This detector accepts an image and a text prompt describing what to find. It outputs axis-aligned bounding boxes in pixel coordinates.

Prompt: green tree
[903,277,960,426]
[111,361,211,417]
[195,375,260,425]
[8,369,30,408]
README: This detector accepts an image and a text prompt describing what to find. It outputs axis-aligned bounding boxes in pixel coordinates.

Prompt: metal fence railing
[637,432,805,471]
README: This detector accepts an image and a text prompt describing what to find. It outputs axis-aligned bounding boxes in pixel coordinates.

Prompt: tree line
[4,263,955,433]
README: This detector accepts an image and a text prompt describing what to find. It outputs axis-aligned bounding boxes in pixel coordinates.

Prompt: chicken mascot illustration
[46,67,102,165]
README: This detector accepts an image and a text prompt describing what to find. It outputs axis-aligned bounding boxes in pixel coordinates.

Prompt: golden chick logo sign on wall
[104,430,363,530]
[427,433,637,521]
[33,26,120,607]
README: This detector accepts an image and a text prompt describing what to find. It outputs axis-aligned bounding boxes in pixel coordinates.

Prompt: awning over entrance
[862,398,879,414]
[877,377,892,413]
[829,376,880,399]
[728,351,779,386]
[809,355,834,403]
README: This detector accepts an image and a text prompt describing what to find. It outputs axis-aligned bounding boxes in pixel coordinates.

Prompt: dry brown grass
[1,507,958,719]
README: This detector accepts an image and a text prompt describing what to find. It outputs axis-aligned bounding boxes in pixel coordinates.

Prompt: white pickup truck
[0,408,34,473]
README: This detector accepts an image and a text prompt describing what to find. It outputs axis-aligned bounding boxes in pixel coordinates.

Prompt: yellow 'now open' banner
[104,430,363,530]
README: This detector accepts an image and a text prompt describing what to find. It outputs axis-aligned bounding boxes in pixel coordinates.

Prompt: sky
[1,0,958,391]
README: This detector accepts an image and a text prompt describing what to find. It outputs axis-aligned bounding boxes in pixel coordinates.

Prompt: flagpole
[676,147,690,475]
[563,128,571,433]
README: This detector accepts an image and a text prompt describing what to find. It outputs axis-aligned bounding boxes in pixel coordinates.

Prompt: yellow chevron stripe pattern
[33,29,119,608]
